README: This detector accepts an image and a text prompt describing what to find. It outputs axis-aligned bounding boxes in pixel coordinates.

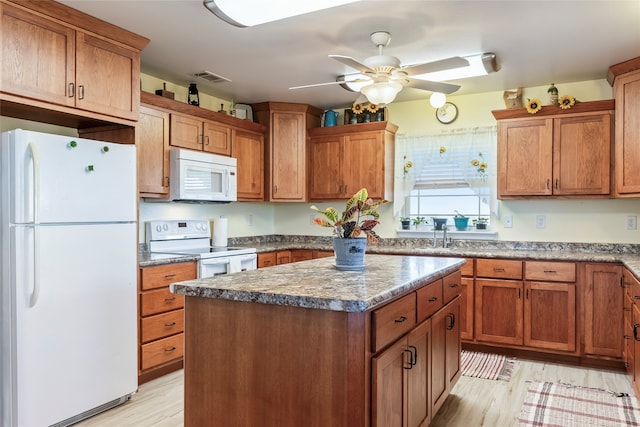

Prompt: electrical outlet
[246,214,253,226]
[504,215,513,228]
[535,215,546,229]
[627,215,637,230]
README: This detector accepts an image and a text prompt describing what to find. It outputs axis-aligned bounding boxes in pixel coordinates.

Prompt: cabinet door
[276,250,292,265]
[372,337,408,427]
[460,277,474,341]
[445,297,461,389]
[431,297,461,415]
[1,3,75,107]
[615,69,640,195]
[634,303,640,393]
[309,135,344,200]
[75,31,139,120]
[497,119,553,197]
[232,129,264,200]
[584,263,623,357]
[475,279,523,345]
[553,114,611,195]
[257,252,276,268]
[138,105,170,196]
[203,120,231,155]
[524,281,576,352]
[170,113,203,151]
[343,131,385,199]
[270,111,306,200]
[407,320,431,427]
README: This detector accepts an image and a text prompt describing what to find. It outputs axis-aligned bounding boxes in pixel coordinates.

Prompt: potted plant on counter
[400,217,411,230]
[412,216,426,230]
[311,188,388,270]
[473,217,489,229]
[453,211,470,230]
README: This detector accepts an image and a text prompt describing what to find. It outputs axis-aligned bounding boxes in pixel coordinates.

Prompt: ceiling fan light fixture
[429,92,447,108]
[361,81,403,105]
[203,0,361,27]
[414,53,498,82]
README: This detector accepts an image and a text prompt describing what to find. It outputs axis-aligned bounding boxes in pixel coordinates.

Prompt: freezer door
[10,223,137,426]
[3,129,136,224]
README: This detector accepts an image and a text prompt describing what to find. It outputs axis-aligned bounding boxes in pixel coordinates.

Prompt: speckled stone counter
[170,254,465,312]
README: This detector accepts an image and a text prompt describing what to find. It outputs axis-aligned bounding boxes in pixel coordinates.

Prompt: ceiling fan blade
[329,55,376,74]
[405,78,461,95]
[354,93,368,105]
[289,78,370,90]
[401,56,469,77]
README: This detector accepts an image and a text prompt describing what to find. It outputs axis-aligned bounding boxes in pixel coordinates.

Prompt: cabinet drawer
[141,309,184,343]
[258,252,277,268]
[140,262,197,291]
[476,259,523,279]
[371,293,416,352]
[525,261,576,282]
[141,288,184,316]
[460,258,474,277]
[416,280,443,322]
[140,333,184,371]
[443,271,463,303]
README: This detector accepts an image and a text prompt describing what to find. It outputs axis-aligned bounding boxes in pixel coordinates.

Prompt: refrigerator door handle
[27,142,41,306]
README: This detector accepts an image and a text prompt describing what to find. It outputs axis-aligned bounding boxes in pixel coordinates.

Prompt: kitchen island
[170,254,465,427]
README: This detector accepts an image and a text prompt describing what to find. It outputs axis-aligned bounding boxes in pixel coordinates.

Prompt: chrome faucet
[442,225,449,248]
[432,226,438,248]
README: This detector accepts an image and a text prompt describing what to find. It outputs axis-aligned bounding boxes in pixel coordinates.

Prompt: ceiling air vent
[194,70,231,83]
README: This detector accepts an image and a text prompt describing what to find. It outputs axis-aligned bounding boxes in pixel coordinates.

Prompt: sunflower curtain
[393,126,498,217]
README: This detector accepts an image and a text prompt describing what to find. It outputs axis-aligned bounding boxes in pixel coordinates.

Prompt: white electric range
[146,220,257,277]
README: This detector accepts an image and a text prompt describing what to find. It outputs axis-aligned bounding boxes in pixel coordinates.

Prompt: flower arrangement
[471,152,488,179]
[558,94,577,110]
[366,103,380,113]
[310,188,388,244]
[526,98,543,114]
[403,155,413,176]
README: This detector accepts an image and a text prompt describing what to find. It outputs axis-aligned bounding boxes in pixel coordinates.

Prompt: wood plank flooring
[76,359,632,426]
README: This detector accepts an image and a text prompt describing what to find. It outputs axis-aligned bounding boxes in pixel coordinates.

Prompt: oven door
[229,254,258,274]
[198,257,231,278]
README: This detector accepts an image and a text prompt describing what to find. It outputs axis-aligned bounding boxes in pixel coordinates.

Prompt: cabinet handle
[446,313,455,330]
[526,289,529,299]
[493,267,505,272]
[274,185,278,194]
[449,283,460,288]
[555,179,559,189]
[622,278,630,288]
[518,288,521,299]
[409,345,417,365]
[78,85,85,100]
[546,179,550,189]
[394,316,407,323]
[68,83,75,98]
[164,273,177,279]
[165,322,177,327]
[403,349,413,370]
[428,296,438,302]
[165,296,177,302]
[165,346,176,352]
[634,324,640,341]
[543,270,557,274]
[633,296,640,300]
[204,135,210,145]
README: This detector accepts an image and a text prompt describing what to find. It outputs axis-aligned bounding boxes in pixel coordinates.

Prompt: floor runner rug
[518,381,640,426]
[460,350,515,381]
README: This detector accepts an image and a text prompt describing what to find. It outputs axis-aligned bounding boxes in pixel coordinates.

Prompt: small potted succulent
[473,217,489,230]
[400,216,411,230]
[311,188,387,270]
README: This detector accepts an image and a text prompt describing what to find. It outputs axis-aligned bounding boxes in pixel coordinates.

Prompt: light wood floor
[76,359,632,426]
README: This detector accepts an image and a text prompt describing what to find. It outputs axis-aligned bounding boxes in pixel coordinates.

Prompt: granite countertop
[170,255,465,313]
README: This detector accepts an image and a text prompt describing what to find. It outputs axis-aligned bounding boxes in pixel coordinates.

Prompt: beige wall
[4,76,639,244]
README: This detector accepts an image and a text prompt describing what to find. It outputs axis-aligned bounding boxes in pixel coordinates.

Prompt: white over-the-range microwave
[165,149,237,203]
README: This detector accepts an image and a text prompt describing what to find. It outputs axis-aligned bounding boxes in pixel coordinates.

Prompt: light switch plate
[627,215,637,230]
[504,215,513,228]
[536,215,546,229]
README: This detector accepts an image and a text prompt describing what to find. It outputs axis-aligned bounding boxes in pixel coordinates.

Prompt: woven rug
[460,350,515,381]
[518,381,640,426]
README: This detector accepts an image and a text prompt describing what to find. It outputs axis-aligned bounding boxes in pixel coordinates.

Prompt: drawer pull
[635,324,640,341]
[165,346,177,352]
[449,283,460,288]
[543,270,557,274]
[634,296,640,300]
[165,297,177,302]
[394,316,408,323]
[446,313,455,330]
[409,345,417,365]
[493,267,505,272]
[164,274,177,279]
[428,297,439,302]
[165,322,177,327]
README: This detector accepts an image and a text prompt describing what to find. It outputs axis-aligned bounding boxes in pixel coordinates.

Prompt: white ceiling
[60,0,640,110]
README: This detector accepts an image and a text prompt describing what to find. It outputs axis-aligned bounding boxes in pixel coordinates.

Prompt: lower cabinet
[258,249,333,268]
[372,273,461,427]
[138,261,196,383]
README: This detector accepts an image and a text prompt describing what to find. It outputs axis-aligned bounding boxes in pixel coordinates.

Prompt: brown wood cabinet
[493,100,614,199]
[252,102,323,201]
[138,261,196,384]
[137,92,266,199]
[431,297,461,415]
[623,268,640,396]
[583,263,623,358]
[308,121,397,201]
[1,0,148,123]
[609,57,640,196]
[138,105,170,197]
[258,249,332,268]
[460,258,474,341]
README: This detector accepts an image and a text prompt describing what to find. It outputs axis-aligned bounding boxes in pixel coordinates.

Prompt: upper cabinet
[608,57,640,197]
[252,102,323,202]
[1,0,149,126]
[493,100,614,199]
[308,121,397,201]
[137,92,266,200]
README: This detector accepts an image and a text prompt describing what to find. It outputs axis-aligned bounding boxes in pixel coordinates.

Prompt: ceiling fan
[289,31,470,105]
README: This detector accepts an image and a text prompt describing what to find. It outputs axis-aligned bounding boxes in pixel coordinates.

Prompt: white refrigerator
[0,129,138,426]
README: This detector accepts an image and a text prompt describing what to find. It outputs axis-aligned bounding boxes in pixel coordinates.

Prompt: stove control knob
[156,225,162,232]
[163,223,169,231]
